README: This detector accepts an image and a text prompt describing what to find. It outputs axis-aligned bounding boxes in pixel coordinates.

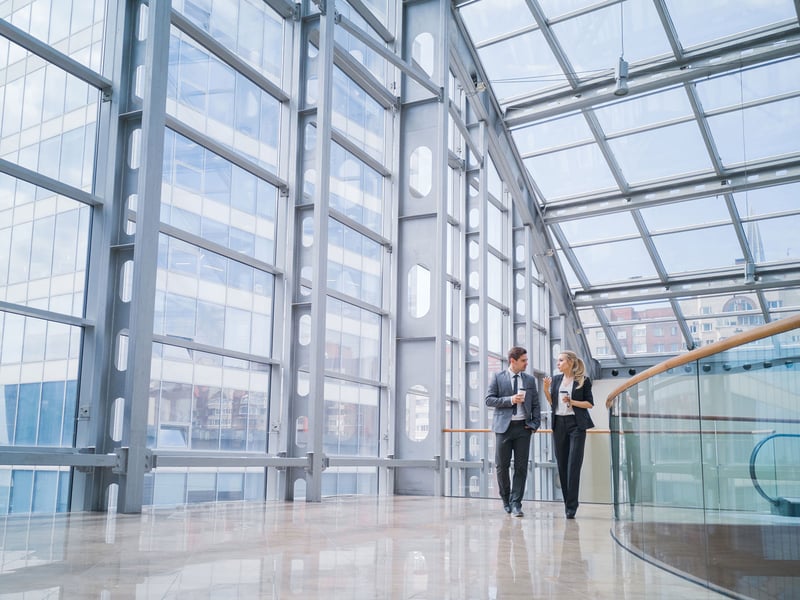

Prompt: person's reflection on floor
[495,518,532,597]
[557,520,589,589]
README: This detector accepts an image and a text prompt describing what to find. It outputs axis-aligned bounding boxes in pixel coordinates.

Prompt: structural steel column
[71,0,132,512]
[117,0,170,513]
[305,0,336,502]
[394,0,448,495]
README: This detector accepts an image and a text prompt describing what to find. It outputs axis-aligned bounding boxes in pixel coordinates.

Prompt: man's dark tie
[512,374,518,415]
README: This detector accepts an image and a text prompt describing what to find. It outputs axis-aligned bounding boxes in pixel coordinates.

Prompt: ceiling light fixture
[744,260,756,284]
[614,56,629,96]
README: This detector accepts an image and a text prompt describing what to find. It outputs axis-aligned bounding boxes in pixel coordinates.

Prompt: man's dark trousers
[496,421,531,505]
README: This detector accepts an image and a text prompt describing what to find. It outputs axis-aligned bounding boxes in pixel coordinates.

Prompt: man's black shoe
[511,504,524,517]
[503,503,512,514]
[566,512,576,519]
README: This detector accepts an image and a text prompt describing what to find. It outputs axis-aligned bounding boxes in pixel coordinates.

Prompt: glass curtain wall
[0,0,104,513]
[0,0,553,514]
[139,0,287,507]
[287,1,395,500]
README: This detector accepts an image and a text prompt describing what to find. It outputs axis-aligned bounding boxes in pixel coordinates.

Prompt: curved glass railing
[606,314,800,599]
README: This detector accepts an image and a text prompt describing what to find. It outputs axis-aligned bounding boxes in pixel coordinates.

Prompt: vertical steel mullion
[382,1,403,498]
[306,3,336,502]
[272,4,305,503]
[516,221,534,499]
[118,0,171,513]
[477,120,490,498]
[433,0,450,497]
[70,0,132,512]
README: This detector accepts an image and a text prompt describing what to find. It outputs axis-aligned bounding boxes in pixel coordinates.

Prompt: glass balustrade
[607,314,800,598]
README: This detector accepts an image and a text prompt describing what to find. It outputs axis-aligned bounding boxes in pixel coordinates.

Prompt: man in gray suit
[485,346,541,516]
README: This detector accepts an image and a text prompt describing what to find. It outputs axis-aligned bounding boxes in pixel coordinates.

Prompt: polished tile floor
[0,496,729,599]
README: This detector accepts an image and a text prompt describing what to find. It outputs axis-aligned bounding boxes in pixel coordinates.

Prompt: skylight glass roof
[456,0,800,368]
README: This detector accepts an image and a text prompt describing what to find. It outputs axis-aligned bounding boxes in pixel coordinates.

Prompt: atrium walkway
[0,496,728,599]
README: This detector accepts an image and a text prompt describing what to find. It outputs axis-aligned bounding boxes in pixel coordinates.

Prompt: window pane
[149,344,270,452]
[0,1,106,70]
[330,143,384,234]
[0,42,98,189]
[1,313,81,448]
[325,298,381,381]
[167,29,281,173]
[323,377,379,456]
[174,0,284,85]
[0,177,90,318]
[155,236,275,358]
[327,220,382,306]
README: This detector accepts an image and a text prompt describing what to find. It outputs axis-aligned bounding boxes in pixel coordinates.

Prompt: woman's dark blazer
[549,373,595,431]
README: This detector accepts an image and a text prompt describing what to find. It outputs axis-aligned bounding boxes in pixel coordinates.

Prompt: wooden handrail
[605,313,800,409]
[443,428,770,435]
[442,428,610,434]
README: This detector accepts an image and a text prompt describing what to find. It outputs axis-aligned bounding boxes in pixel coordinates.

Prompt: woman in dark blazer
[543,350,594,519]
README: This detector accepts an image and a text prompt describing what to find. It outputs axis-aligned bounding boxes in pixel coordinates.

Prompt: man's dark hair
[508,346,527,361]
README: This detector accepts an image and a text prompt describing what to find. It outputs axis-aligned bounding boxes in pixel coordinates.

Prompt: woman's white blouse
[555,379,575,416]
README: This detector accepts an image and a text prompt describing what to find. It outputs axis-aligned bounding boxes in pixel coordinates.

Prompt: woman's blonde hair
[561,350,586,388]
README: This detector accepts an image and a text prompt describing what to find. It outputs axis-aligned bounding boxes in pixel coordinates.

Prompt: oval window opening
[409,146,432,198]
[408,264,431,318]
[412,32,435,76]
[405,385,430,442]
[299,314,312,345]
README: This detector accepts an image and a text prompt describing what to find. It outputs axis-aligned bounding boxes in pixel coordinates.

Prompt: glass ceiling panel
[476,31,563,102]
[652,225,744,274]
[578,307,600,327]
[601,300,677,323]
[537,0,602,19]
[747,214,800,264]
[610,320,684,355]
[694,57,800,112]
[552,1,672,78]
[558,212,639,244]
[594,88,694,135]
[524,144,618,200]
[572,239,658,285]
[772,310,800,325]
[608,121,713,184]
[458,0,800,368]
[459,0,536,44]
[585,326,613,358]
[707,98,800,167]
[512,113,593,155]
[663,0,797,50]
[677,292,763,318]
[734,182,800,218]
[768,288,800,311]
[688,317,758,346]
[640,197,731,232]
[555,249,581,288]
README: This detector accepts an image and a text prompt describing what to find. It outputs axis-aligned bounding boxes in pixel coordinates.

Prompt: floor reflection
[0,497,730,599]
[556,520,589,594]
[495,517,532,597]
